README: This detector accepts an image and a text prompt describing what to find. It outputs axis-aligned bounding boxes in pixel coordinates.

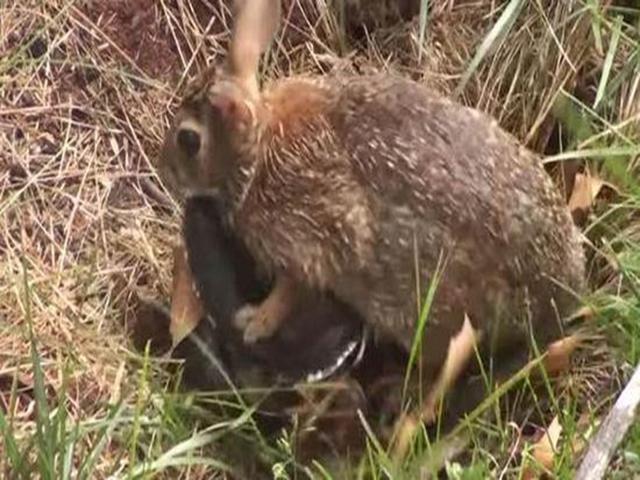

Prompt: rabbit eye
[177,128,201,157]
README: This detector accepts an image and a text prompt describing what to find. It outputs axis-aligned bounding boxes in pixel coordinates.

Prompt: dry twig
[575,362,640,480]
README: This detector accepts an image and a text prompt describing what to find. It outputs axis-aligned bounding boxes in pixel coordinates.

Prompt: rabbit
[158,0,586,455]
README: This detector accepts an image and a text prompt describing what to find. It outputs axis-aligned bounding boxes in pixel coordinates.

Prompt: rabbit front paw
[233,273,298,344]
[233,302,283,344]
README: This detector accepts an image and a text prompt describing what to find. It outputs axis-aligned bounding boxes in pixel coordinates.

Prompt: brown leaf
[568,172,604,224]
[170,245,204,347]
[568,172,604,212]
[543,334,582,376]
[523,415,563,479]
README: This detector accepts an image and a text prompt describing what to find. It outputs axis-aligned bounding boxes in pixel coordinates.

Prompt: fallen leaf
[523,415,563,479]
[543,334,583,376]
[534,416,563,466]
[170,244,204,347]
[568,172,605,225]
[568,172,604,213]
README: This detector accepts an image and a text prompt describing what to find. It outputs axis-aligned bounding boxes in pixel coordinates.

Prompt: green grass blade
[0,408,27,477]
[454,0,526,97]
[356,410,395,477]
[552,94,595,149]
[128,344,152,478]
[402,250,447,400]
[604,45,639,102]
[55,367,72,480]
[22,261,55,480]
[594,15,624,109]
[30,347,54,479]
[128,430,233,478]
[544,145,640,163]
[311,459,335,480]
[61,423,79,480]
[133,457,233,477]
[587,0,604,55]
[76,403,127,479]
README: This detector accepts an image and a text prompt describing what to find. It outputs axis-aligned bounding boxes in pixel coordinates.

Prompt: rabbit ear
[228,0,281,97]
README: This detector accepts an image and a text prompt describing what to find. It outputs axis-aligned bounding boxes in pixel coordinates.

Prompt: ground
[0,1,639,479]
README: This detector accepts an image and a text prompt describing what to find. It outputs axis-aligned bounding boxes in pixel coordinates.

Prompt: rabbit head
[158,0,281,198]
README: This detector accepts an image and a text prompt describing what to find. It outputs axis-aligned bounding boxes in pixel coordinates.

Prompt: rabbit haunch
[171,72,585,360]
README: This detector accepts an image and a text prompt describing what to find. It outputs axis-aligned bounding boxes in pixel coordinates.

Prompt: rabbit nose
[177,128,201,157]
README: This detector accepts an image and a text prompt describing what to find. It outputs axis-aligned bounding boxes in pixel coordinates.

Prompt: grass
[0,0,639,478]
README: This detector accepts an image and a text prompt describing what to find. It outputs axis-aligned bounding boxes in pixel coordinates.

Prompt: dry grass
[2,0,175,390]
[0,0,639,478]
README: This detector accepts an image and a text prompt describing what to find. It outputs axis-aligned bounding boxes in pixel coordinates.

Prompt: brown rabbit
[159,0,586,453]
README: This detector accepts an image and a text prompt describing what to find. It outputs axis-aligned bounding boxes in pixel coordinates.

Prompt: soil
[80,0,180,78]
[76,1,422,80]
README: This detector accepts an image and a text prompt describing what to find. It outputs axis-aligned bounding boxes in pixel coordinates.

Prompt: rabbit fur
[158,0,586,447]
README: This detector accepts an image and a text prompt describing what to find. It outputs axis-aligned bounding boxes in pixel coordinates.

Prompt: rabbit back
[328,75,585,359]
[223,73,584,368]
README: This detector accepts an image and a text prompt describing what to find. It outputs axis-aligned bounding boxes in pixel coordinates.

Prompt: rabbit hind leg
[390,314,481,461]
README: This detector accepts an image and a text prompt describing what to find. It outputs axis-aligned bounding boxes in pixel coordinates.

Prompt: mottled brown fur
[161,70,585,372]
[264,80,333,133]
[158,0,586,455]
